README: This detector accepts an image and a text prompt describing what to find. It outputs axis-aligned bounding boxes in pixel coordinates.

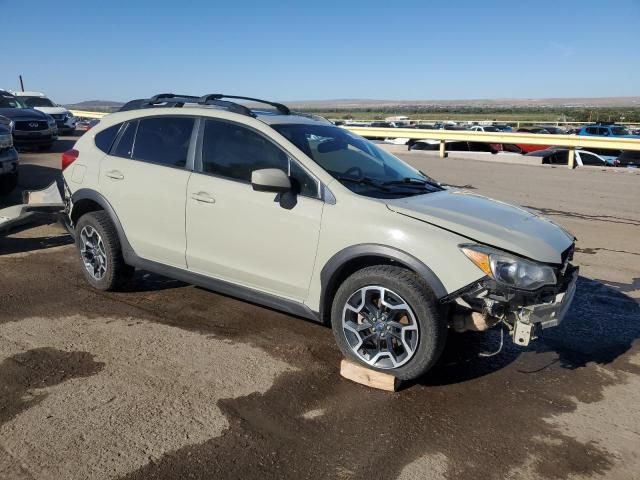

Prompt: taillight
[62,149,79,171]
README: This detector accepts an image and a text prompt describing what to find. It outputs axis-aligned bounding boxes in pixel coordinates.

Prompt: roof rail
[119,93,290,118]
[147,93,201,105]
[198,94,290,115]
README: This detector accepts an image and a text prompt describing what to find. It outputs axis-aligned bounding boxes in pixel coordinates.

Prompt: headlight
[461,244,557,290]
[0,133,12,149]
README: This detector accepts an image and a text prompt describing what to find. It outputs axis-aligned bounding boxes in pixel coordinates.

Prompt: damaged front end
[445,243,578,347]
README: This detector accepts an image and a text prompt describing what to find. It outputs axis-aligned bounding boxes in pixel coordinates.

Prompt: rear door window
[132,116,195,168]
[585,127,598,134]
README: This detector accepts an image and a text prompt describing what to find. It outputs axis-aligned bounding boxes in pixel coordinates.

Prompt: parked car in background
[470,125,500,132]
[409,139,502,154]
[525,148,609,167]
[13,91,76,134]
[517,126,550,134]
[577,122,640,138]
[508,127,551,154]
[615,150,640,167]
[493,124,513,132]
[0,90,58,150]
[76,118,100,131]
[0,119,19,195]
[535,126,566,135]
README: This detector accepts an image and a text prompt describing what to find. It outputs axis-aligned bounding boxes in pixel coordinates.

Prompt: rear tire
[75,211,134,291]
[331,265,447,381]
[0,172,18,196]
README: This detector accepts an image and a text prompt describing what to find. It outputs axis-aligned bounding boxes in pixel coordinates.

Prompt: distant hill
[286,96,640,109]
[64,100,124,112]
[63,96,640,114]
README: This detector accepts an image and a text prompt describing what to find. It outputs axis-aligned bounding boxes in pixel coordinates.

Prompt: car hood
[0,108,49,121]
[386,189,574,264]
[32,106,68,115]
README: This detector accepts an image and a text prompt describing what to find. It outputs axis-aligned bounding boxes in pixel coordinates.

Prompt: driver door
[185,118,323,301]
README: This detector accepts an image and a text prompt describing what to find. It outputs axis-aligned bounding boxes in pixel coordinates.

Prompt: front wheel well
[71,198,104,225]
[321,255,416,325]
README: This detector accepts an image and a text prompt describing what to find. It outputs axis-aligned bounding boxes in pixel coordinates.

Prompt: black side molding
[319,244,448,319]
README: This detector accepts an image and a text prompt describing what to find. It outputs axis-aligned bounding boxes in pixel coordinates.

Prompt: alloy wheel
[342,285,419,369]
[79,225,108,280]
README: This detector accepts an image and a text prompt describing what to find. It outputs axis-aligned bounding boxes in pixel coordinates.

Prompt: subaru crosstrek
[61,94,578,381]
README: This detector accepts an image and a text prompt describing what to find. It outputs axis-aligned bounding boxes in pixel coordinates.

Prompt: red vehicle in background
[508,126,553,154]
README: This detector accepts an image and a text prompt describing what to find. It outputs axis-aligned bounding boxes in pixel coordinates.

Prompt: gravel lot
[1,137,639,480]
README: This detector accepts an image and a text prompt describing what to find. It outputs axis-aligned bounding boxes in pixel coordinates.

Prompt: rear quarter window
[95,123,122,153]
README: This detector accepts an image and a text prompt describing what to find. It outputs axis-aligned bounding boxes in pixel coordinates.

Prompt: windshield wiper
[336,176,392,192]
[383,177,442,190]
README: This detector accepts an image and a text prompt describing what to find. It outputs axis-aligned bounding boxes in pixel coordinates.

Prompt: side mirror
[251,168,291,193]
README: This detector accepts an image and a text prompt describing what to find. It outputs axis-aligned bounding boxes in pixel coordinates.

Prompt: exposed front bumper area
[447,264,579,347]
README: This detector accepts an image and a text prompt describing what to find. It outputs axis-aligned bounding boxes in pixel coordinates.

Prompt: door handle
[191,192,215,204]
[105,170,124,180]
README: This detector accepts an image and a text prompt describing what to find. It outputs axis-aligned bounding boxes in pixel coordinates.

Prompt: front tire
[75,211,133,291]
[331,265,447,381]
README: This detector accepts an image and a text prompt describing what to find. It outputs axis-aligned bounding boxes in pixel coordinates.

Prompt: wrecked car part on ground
[0,182,65,235]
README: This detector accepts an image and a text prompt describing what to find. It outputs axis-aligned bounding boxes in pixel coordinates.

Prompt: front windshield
[273,123,442,198]
[0,93,25,109]
[21,96,55,108]
[611,126,630,136]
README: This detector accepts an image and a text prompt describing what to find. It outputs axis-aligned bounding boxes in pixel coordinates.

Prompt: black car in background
[0,90,58,150]
[0,116,19,195]
[616,150,640,167]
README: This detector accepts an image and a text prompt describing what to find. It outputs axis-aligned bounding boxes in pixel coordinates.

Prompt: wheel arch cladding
[319,244,447,324]
[71,189,135,261]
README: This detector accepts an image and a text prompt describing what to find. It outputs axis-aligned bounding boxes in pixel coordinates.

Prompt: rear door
[185,118,323,301]
[99,115,197,267]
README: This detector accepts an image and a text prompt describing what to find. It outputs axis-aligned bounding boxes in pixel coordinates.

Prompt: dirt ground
[1,137,639,480]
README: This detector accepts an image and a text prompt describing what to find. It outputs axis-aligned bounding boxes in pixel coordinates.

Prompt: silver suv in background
[60,93,578,381]
[13,91,76,134]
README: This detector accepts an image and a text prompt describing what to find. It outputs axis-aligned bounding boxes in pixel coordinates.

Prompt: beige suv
[61,94,578,381]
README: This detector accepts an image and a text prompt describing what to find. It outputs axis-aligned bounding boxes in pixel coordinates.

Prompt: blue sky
[2,0,639,103]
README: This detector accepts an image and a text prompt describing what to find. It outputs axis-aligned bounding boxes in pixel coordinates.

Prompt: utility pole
[18,75,25,92]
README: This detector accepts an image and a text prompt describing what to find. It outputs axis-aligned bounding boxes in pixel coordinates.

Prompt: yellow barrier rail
[69,109,109,119]
[342,126,640,168]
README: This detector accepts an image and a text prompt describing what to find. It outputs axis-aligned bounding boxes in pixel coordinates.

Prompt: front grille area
[51,114,65,120]
[15,120,49,131]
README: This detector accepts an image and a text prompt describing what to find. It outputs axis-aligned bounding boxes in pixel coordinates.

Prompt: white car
[51,93,578,381]
[13,91,76,134]
[469,125,500,133]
